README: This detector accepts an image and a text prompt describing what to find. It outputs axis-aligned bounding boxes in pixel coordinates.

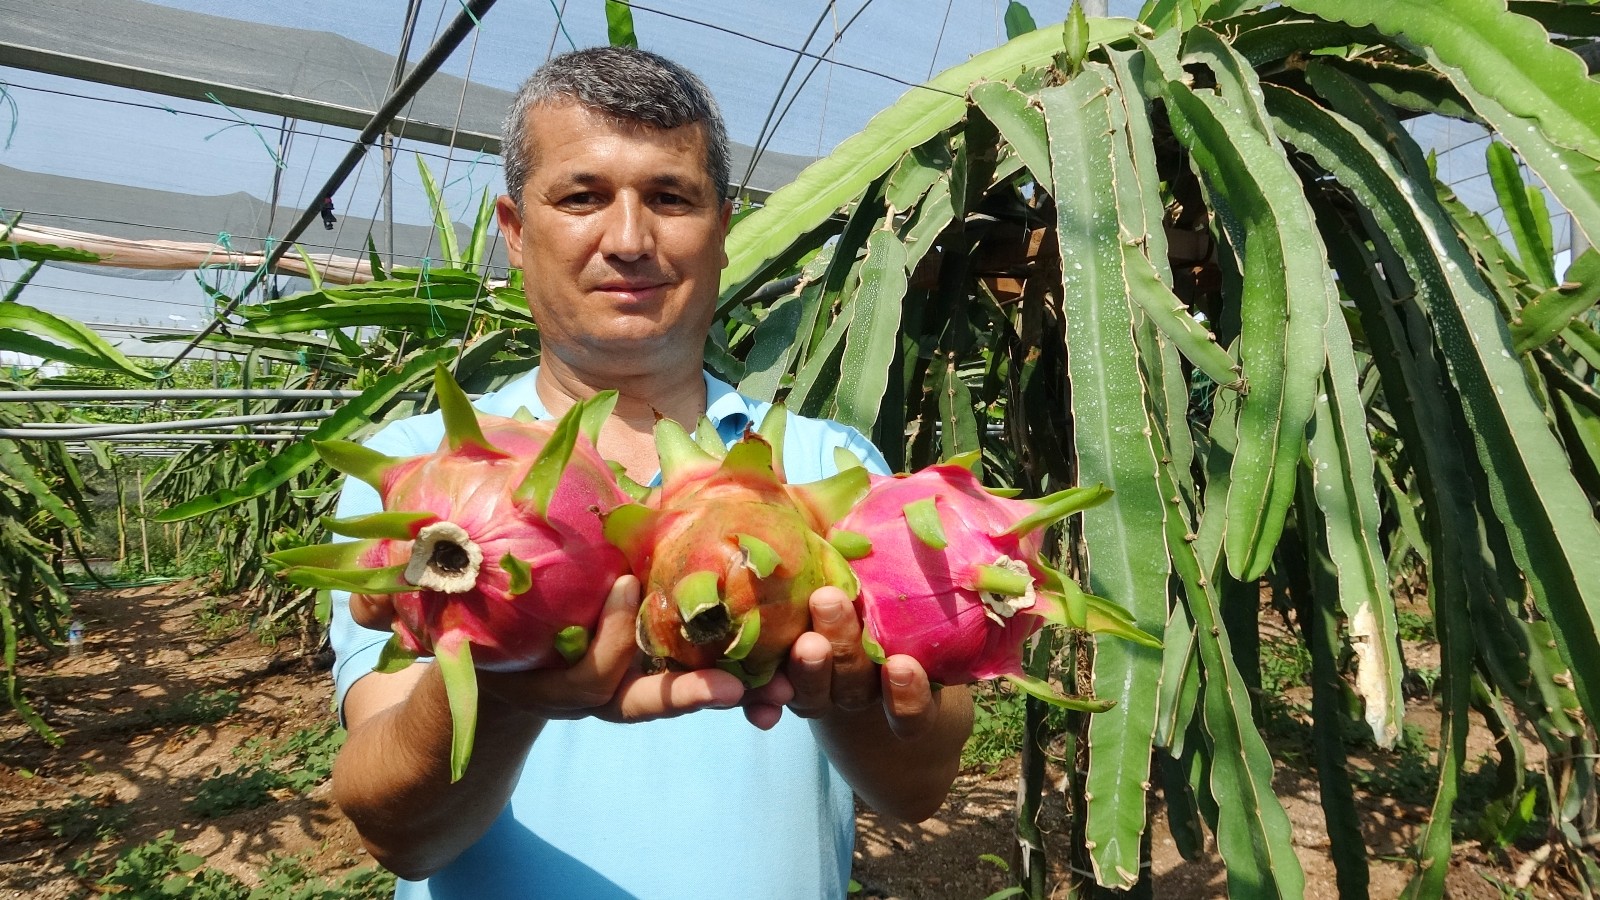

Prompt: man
[327,46,973,899]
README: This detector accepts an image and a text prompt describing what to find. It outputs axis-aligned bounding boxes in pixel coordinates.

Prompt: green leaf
[1005,674,1114,712]
[1004,1,1037,39]
[969,81,1051,187]
[1042,65,1171,891]
[831,228,908,433]
[1281,0,1600,160]
[416,155,461,266]
[1161,78,1333,582]
[1062,2,1091,74]
[1485,140,1557,288]
[721,16,1139,294]
[0,238,102,264]
[1305,312,1403,747]
[605,0,638,48]
[0,441,82,530]
[1122,244,1242,390]
[0,302,154,381]
[1512,249,1600,353]
[462,189,497,271]
[1269,81,1600,737]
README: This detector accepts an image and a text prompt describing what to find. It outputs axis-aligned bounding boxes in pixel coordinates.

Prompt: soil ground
[0,581,1580,898]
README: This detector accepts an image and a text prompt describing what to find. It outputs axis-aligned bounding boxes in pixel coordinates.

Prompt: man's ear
[495,194,525,269]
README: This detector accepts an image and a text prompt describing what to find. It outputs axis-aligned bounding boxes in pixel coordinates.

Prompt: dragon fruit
[828,455,1157,708]
[603,407,869,687]
[269,364,630,780]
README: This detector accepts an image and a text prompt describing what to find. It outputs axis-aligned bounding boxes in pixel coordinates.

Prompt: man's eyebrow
[550,171,702,191]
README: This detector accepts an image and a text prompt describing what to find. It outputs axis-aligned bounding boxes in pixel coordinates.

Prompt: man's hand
[335,575,748,880]
[348,575,746,729]
[783,587,945,739]
[764,585,973,823]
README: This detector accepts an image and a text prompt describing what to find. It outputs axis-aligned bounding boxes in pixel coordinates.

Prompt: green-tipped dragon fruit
[604,407,868,687]
[829,454,1159,709]
[269,365,630,780]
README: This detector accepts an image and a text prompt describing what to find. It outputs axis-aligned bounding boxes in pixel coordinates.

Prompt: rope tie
[202,92,285,168]
[420,256,446,336]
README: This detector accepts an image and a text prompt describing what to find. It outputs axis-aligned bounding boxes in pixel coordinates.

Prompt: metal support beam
[167,0,498,368]
[0,42,499,154]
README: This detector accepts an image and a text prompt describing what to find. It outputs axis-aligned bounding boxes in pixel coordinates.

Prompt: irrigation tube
[0,410,331,440]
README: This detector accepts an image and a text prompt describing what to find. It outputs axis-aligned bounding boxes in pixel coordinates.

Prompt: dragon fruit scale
[603,406,869,687]
[828,456,1158,709]
[269,364,631,780]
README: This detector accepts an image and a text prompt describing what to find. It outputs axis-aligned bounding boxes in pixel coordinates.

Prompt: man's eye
[560,192,599,207]
[654,193,688,207]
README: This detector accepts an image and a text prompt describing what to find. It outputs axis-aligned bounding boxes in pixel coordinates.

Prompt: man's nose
[600,195,654,261]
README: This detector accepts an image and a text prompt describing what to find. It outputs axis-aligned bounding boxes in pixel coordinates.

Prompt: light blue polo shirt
[328,368,889,900]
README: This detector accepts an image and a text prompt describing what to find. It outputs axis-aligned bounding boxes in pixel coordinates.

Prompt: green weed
[238,722,345,792]
[40,792,129,843]
[962,684,1069,770]
[1395,609,1435,643]
[191,766,285,818]
[1348,724,1437,805]
[146,688,241,727]
[197,597,249,640]
[1259,637,1312,696]
[192,722,348,817]
[76,831,395,900]
[79,830,249,900]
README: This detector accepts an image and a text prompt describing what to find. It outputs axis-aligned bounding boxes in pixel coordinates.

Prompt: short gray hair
[501,47,731,206]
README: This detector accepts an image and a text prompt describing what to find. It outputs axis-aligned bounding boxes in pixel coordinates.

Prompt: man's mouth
[595,281,668,301]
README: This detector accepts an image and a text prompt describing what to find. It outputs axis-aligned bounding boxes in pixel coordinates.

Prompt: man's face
[496,102,732,378]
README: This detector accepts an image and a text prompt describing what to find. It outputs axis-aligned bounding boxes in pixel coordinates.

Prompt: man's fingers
[880,656,938,741]
[483,577,646,716]
[809,589,877,712]
[609,670,744,722]
[554,575,642,704]
[786,631,834,718]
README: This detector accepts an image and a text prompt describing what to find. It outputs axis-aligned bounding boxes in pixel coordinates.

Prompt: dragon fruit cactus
[828,453,1158,708]
[269,364,631,780]
[604,406,869,687]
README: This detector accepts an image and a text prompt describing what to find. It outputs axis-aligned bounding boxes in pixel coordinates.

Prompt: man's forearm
[332,665,544,881]
[811,683,973,823]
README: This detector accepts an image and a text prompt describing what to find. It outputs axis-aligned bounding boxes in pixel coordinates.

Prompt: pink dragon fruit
[603,407,868,687]
[269,364,630,779]
[828,455,1156,708]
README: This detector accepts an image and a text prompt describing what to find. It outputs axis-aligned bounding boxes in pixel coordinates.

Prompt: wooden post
[137,475,150,573]
[114,466,127,564]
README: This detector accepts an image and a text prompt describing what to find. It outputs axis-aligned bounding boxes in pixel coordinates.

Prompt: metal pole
[167,0,499,367]
[0,410,332,440]
[0,389,450,402]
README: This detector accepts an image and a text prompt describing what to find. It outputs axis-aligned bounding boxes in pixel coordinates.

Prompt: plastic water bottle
[67,619,84,658]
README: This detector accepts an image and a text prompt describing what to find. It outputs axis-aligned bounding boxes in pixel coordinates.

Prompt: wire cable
[621,2,962,96]
[926,0,956,81]
[735,1,838,196]
[736,0,877,197]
